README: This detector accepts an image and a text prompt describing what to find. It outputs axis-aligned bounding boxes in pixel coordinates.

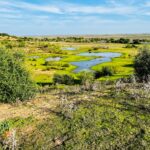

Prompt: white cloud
[66,5,136,15]
[0,0,62,14]
[16,2,62,14]
[0,0,138,15]
[145,1,150,7]
[144,12,150,16]
[0,8,16,13]
[0,14,22,19]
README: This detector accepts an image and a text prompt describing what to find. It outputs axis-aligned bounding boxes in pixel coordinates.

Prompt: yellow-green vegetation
[0,35,141,83]
[27,43,139,83]
[92,47,138,80]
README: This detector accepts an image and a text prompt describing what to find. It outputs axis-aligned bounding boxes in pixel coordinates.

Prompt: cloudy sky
[0,0,150,35]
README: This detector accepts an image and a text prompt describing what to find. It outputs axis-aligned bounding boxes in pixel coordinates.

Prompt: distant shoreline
[1,33,150,40]
[28,34,150,40]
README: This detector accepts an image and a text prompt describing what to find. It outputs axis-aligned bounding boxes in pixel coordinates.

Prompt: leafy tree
[132,39,141,44]
[125,44,137,48]
[0,49,36,103]
[134,46,150,82]
[117,38,130,44]
[0,33,9,36]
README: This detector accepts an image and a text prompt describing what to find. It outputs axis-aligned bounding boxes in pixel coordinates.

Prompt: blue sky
[0,0,150,35]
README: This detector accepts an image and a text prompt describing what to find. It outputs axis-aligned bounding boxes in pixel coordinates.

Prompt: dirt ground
[0,93,60,122]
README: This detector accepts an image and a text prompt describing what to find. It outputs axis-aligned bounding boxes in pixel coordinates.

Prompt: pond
[62,47,77,51]
[45,57,61,61]
[29,56,40,59]
[71,52,121,72]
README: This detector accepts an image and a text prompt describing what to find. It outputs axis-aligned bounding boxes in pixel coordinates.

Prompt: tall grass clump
[78,71,94,85]
[53,74,75,85]
[94,66,116,79]
[0,48,36,103]
[77,71,94,90]
[134,46,150,82]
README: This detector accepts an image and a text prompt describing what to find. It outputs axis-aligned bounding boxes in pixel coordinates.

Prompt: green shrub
[0,33,9,37]
[0,49,36,103]
[53,74,75,85]
[94,66,116,79]
[77,71,94,85]
[5,43,13,49]
[134,46,150,82]
[13,51,25,61]
[125,44,137,48]
[18,41,25,47]
[62,63,70,67]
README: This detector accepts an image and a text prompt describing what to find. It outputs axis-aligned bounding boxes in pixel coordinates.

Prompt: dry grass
[0,93,60,122]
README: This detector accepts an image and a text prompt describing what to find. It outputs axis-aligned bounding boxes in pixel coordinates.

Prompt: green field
[0,35,146,83]
[22,42,139,83]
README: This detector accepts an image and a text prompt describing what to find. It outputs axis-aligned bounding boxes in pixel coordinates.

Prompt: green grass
[91,47,137,80]
[26,44,138,83]
[18,82,150,149]
[93,56,134,80]
[0,116,35,136]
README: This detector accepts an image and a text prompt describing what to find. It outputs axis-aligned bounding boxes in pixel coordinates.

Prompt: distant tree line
[0,33,17,38]
[0,33,10,36]
[22,37,150,44]
[1,33,150,44]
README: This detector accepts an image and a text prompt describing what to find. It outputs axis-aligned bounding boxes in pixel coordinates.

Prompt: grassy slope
[0,82,149,149]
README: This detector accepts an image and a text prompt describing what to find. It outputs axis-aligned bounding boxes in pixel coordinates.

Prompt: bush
[5,44,13,49]
[0,33,10,37]
[132,39,141,44]
[18,41,25,47]
[77,71,94,90]
[94,66,116,79]
[53,74,75,85]
[125,44,137,48]
[117,38,130,44]
[134,46,150,82]
[0,49,36,103]
[77,71,94,85]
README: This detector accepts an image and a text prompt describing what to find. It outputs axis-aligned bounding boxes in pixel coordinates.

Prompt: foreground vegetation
[0,49,36,103]
[0,78,150,149]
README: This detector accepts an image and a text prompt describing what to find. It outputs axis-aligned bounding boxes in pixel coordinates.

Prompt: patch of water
[45,57,61,61]
[29,56,40,59]
[71,52,121,72]
[62,47,77,51]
